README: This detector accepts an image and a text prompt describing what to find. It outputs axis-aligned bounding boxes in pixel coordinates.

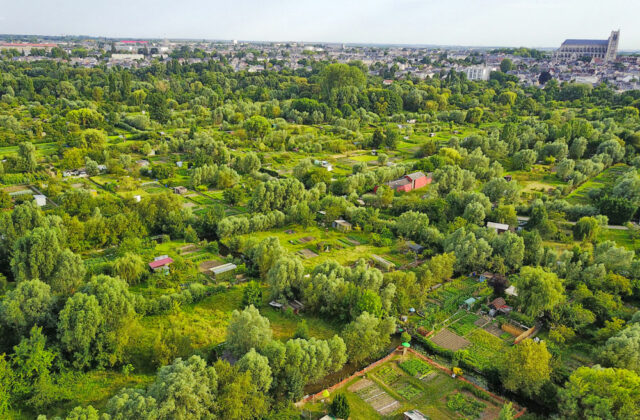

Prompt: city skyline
[1,0,639,50]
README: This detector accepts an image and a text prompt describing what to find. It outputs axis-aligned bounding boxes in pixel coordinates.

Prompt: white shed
[33,194,47,207]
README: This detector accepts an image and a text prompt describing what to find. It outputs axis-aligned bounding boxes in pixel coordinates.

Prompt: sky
[1,0,639,50]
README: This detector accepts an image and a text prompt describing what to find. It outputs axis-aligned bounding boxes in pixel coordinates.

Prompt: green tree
[51,249,86,294]
[249,237,285,278]
[57,293,103,369]
[104,388,157,419]
[112,252,147,285]
[444,227,492,273]
[236,348,272,393]
[244,115,271,139]
[598,196,638,225]
[329,393,350,418]
[65,405,100,420]
[355,289,383,317]
[0,354,14,416]
[490,232,524,272]
[0,279,53,337]
[16,142,37,172]
[395,211,430,241]
[267,255,304,301]
[516,266,564,317]
[501,338,552,396]
[342,312,395,364]
[319,63,366,101]
[215,359,269,420]
[11,326,56,407]
[242,281,263,308]
[559,366,640,419]
[81,129,107,149]
[498,402,515,420]
[500,58,513,72]
[512,149,537,171]
[226,305,272,357]
[81,275,136,367]
[599,323,640,373]
[0,190,11,209]
[147,355,218,420]
[370,128,385,149]
[11,226,63,283]
[147,92,170,123]
[573,216,600,241]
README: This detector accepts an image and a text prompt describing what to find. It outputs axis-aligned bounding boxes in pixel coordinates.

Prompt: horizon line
[1,32,638,53]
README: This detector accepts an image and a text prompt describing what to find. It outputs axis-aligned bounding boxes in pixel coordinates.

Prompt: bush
[399,359,432,377]
[446,392,486,418]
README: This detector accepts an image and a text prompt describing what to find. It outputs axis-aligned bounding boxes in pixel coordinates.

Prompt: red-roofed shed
[149,257,174,271]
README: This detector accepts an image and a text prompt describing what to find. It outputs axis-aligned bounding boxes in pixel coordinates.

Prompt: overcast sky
[1,0,639,50]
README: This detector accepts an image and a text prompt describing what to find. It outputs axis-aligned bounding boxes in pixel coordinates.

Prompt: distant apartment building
[0,43,57,55]
[114,40,149,52]
[110,54,145,61]
[465,66,492,81]
[555,30,619,62]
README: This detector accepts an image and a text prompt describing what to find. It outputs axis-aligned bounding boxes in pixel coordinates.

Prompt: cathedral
[555,30,619,62]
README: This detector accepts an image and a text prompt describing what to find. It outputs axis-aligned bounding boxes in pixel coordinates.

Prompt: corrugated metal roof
[210,263,237,275]
[405,171,426,181]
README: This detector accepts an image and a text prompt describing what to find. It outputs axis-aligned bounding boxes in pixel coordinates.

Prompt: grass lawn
[349,154,378,162]
[598,227,640,250]
[228,225,410,268]
[10,371,153,420]
[260,306,342,341]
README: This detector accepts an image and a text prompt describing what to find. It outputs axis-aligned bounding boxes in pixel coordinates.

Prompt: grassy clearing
[260,306,342,341]
[598,228,640,250]
[566,164,632,205]
[349,154,378,162]
[230,224,411,268]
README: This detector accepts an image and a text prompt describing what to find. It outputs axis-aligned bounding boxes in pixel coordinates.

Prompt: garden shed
[463,297,476,310]
[209,263,237,280]
[371,254,395,271]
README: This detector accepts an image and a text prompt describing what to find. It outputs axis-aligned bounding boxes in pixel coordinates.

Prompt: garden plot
[298,248,319,259]
[345,237,361,245]
[350,379,400,415]
[445,391,488,419]
[179,244,201,255]
[198,259,223,273]
[448,314,480,336]
[465,329,507,370]
[374,366,401,385]
[399,359,432,379]
[483,323,505,338]
[430,329,471,351]
[474,316,491,328]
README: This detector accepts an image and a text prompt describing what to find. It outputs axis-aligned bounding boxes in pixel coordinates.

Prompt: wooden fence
[514,325,539,344]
